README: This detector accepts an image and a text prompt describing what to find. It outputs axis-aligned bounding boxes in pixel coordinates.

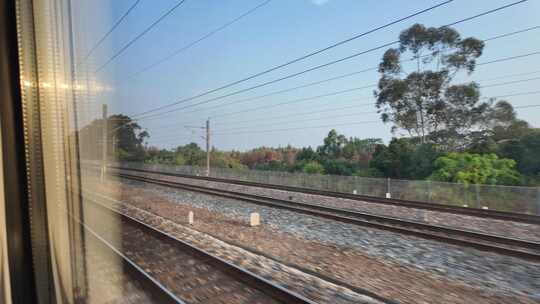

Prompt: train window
[0,120,12,304]
[1,0,540,303]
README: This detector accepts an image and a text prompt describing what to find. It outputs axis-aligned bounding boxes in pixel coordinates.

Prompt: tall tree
[498,129,540,179]
[109,114,148,160]
[175,143,206,165]
[375,23,488,147]
[370,138,441,179]
[317,129,347,159]
[78,114,148,161]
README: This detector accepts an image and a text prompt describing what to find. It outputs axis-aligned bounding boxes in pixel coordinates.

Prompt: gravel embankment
[120,169,540,243]
[88,176,540,304]
[88,187,384,304]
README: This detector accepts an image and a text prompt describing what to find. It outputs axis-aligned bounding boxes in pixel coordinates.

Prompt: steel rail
[61,200,184,304]
[111,166,540,225]
[82,190,318,304]
[115,171,540,262]
[87,189,400,304]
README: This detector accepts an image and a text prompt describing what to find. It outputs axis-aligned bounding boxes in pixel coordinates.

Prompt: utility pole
[206,119,210,177]
[185,119,211,176]
[112,133,116,163]
[101,103,108,181]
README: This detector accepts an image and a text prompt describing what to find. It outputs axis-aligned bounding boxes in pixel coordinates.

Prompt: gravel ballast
[118,169,540,243]
[89,188,384,304]
[87,175,540,304]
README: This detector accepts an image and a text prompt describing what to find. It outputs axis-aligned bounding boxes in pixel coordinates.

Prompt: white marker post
[188,211,194,225]
[250,212,260,227]
[385,178,391,198]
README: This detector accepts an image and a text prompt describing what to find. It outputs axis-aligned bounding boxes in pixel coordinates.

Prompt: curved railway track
[114,171,540,262]
[112,166,540,225]
[79,192,317,304]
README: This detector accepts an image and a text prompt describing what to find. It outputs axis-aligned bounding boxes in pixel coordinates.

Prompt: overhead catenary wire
[210,86,375,119]
[147,88,540,145]
[128,0,274,79]
[130,2,533,122]
[514,104,540,109]
[479,76,540,88]
[213,121,382,136]
[480,24,540,42]
[212,103,540,137]
[143,97,372,131]
[145,66,540,134]
[81,0,142,63]
[207,70,540,120]
[172,68,380,118]
[476,50,540,66]
[145,24,540,123]
[206,81,540,133]
[95,0,189,73]
[212,73,540,127]
[476,69,540,82]
[216,111,380,133]
[214,103,378,126]
[110,2,536,137]
[128,0,455,118]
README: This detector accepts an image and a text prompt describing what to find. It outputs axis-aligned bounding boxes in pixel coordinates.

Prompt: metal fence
[118,162,540,215]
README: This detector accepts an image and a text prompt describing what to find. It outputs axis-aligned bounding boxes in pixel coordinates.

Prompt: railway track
[77,220,179,303]
[114,171,540,262]
[66,203,183,304]
[80,191,317,304]
[111,166,540,225]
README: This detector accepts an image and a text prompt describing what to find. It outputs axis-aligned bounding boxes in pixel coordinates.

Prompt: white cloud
[311,0,330,6]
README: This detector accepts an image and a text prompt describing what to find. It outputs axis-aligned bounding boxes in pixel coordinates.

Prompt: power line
[173,68,379,118]
[213,121,382,136]
[214,103,376,126]
[208,87,540,135]
[213,99,540,137]
[211,86,540,134]
[476,69,540,82]
[476,50,540,66]
[130,3,533,122]
[482,90,540,100]
[81,0,142,63]
[132,40,395,121]
[95,0,188,73]
[145,96,372,132]
[211,71,540,124]
[207,70,540,120]
[216,111,379,132]
[128,0,273,79]
[147,24,540,122]
[210,69,540,118]
[136,47,540,126]
[514,103,540,109]
[128,0,454,118]
[144,67,540,134]
[142,68,540,136]
[148,91,540,144]
[211,86,375,119]
[445,0,527,27]
[482,24,540,42]
[480,76,540,88]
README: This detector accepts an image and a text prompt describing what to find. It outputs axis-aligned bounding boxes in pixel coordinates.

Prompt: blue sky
[80,0,540,151]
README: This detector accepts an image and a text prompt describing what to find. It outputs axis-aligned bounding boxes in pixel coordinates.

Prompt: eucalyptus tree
[374,23,490,148]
